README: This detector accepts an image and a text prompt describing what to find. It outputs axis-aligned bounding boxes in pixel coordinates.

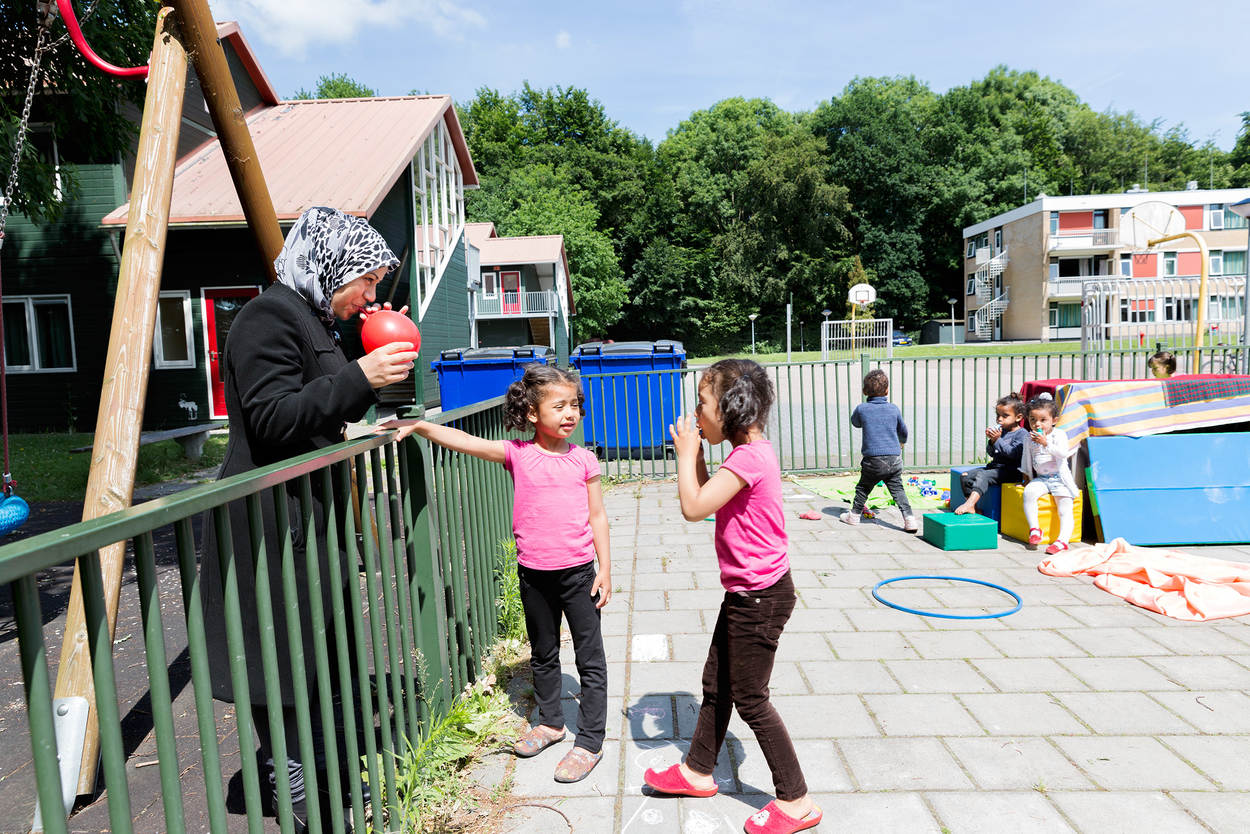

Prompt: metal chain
[44,0,103,51]
[0,18,50,248]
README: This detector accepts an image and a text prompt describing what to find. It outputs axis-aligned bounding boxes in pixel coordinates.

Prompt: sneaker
[1027,528,1043,545]
[903,515,919,533]
[840,511,861,525]
[1045,541,1069,556]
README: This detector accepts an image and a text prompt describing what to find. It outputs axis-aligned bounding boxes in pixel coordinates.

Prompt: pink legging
[1022,480,1074,542]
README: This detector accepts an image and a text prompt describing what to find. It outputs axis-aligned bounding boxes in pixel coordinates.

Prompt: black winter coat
[199,283,377,705]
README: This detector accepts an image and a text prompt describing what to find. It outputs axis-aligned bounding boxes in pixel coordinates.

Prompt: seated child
[1149,350,1176,379]
[1020,393,1078,554]
[842,369,918,532]
[954,392,1026,515]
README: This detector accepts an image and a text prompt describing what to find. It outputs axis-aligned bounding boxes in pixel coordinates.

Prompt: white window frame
[993,228,1002,252]
[965,239,975,258]
[481,270,498,298]
[1210,204,1225,230]
[4,294,77,373]
[966,314,976,333]
[1163,252,1177,277]
[1210,250,1223,276]
[965,276,975,295]
[1049,212,1059,235]
[153,290,195,369]
[1048,302,1058,328]
[1120,254,1132,276]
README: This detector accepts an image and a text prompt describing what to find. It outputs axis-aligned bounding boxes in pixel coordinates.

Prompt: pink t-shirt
[503,439,601,570]
[714,438,789,592]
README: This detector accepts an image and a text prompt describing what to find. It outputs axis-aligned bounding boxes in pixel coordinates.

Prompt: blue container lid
[572,339,684,356]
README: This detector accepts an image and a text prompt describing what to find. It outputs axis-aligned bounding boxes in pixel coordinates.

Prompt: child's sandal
[513,724,565,758]
[643,763,719,797]
[1027,527,1043,546]
[553,746,602,783]
[744,800,823,834]
[1045,541,1070,555]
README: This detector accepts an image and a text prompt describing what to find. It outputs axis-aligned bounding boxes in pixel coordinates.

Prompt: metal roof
[102,95,478,227]
[477,234,566,268]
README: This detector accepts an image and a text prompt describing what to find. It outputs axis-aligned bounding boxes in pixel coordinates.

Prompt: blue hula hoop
[872,575,1022,620]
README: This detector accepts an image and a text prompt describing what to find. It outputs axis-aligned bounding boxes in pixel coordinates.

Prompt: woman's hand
[358,341,418,389]
[591,568,611,609]
[669,414,703,460]
[358,302,409,321]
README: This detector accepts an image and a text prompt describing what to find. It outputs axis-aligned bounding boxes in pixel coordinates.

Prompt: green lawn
[10,432,227,503]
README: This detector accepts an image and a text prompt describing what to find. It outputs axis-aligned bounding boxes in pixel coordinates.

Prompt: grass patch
[495,540,525,641]
[380,641,527,832]
[9,432,228,502]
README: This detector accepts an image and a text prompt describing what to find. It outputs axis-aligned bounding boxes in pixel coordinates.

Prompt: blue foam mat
[1087,433,1250,545]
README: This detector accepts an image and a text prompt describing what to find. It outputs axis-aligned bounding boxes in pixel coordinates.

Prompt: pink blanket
[1038,538,1250,621]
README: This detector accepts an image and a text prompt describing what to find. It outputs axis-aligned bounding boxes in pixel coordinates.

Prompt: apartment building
[960,187,1250,342]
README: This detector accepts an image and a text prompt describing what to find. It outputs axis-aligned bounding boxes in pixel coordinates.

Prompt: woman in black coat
[199,206,417,829]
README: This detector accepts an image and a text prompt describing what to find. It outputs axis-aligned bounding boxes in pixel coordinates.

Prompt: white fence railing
[820,318,894,360]
[1081,275,1248,361]
[475,290,558,317]
[1048,229,1119,250]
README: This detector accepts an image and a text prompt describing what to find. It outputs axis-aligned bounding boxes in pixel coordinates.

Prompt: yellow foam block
[1001,482,1083,544]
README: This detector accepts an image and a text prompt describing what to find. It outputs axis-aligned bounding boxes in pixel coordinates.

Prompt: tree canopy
[292,72,376,100]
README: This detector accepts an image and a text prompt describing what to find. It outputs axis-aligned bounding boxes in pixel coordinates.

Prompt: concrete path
[493,477,1250,834]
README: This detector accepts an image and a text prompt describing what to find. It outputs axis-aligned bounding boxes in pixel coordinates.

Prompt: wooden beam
[172,0,283,282]
[52,6,187,796]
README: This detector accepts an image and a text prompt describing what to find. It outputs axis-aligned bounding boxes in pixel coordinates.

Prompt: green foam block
[921,511,998,551]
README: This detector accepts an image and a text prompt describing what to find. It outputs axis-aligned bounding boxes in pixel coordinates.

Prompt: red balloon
[361,310,421,354]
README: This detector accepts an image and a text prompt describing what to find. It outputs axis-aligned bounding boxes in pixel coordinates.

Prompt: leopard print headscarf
[273,206,399,323]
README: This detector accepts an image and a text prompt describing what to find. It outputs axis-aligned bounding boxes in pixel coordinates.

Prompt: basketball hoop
[1120,201,1185,250]
[849,282,876,307]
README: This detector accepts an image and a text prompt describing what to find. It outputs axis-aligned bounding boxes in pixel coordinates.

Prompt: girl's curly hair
[1026,392,1059,421]
[701,359,774,440]
[996,391,1025,419]
[502,364,585,432]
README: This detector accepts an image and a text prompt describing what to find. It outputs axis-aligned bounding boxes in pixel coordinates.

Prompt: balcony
[475,289,558,319]
[1047,277,1089,297]
[1048,229,1119,253]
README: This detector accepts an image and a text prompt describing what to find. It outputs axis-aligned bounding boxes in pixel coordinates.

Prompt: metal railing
[582,345,1250,481]
[4,397,514,833]
[475,290,557,317]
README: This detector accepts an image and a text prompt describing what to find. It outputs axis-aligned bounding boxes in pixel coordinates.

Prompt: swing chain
[2,473,14,498]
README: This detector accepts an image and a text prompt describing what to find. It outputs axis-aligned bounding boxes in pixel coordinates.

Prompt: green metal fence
[3,397,513,833]
[584,345,1250,479]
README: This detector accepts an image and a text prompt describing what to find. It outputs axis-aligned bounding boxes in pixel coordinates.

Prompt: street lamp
[749,313,759,354]
[1229,198,1250,373]
[820,308,832,359]
[799,321,804,352]
[947,297,958,346]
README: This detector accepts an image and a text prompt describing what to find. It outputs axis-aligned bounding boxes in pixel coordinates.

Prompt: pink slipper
[798,511,822,521]
[643,763,718,797]
[1027,527,1043,545]
[744,800,823,834]
[1045,541,1069,555]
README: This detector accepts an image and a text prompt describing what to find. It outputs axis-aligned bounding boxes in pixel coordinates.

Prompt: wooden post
[172,0,283,281]
[52,6,187,796]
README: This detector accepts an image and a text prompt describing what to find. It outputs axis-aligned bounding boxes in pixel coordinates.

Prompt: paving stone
[1054,691,1198,734]
[971,657,1089,692]
[631,590,669,611]
[1054,604,1164,628]
[1160,735,1250,790]
[1136,626,1250,656]
[673,693,880,740]
[944,737,1095,790]
[622,694,677,740]
[1056,626,1173,657]
[805,792,941,832]
[773,631,835,661]
[498,796,620,833]
[631,633,670,662]
[927,791,1076,834]
[863,693,982,735]
[528,696,625,741]
[827,630,919,660]
[983,629,1087,658]
[727,737,852,793]
[1052,736,1213,790]
[800,660,901,693]
[1146,655,1250,689]
[814,567,887,587]
[619,794,685,834]
[629,661,704,696]
[784,608,854,632]
[1057,656,1185,691]
[844,606,933,631]
[633,571,695,591]
[901,629,1004,659]
[959,693,1088,735]
[1049,791,1212,834]
[1172,791,1250,834]
[795,587,874,608]
[621,737,736,795]
[838,736,974,790]
[666,589,725,610]
[1149,690,1250,733]
[885,659,996,693]
[768,661,810,695]
[635,609,707,634]
[671,633,713,662]
[680,792,770,833]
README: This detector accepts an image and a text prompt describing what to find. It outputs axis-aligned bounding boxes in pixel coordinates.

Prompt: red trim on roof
[215,21,280,106]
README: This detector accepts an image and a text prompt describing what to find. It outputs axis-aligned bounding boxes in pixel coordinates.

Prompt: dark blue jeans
[853,454,911,515]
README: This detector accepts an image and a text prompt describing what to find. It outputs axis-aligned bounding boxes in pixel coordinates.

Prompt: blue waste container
[432,345,553,411]
[571,340,687,459]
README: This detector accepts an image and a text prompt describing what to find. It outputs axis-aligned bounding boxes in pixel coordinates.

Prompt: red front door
[203,286,261,418]
[501,271,521,314]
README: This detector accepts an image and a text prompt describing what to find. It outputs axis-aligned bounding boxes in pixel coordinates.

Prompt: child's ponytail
[704,359,774,440]
[502,363,585,431]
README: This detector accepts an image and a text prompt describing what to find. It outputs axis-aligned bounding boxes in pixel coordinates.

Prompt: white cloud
[213,0,486,57]
[555,30,571,49]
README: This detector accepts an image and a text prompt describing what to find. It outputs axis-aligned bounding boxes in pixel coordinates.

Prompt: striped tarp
[1055,378,1250,445]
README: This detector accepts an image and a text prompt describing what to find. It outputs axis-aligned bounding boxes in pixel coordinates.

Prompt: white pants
[1022,479,1074,543]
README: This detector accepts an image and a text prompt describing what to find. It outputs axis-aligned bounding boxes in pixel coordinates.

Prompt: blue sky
[214,0,1248,150]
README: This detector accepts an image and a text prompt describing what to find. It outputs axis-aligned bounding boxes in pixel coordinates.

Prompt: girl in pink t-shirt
[406,364,610,784]
[645,359,820,834]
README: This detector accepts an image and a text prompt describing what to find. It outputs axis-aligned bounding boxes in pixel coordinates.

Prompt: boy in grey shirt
[843,369,917,532]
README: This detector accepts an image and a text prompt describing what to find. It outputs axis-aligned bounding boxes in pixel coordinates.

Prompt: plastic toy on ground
[1000,483,1083,544]
[1085,433,1250,546]
[920,511,998,550]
